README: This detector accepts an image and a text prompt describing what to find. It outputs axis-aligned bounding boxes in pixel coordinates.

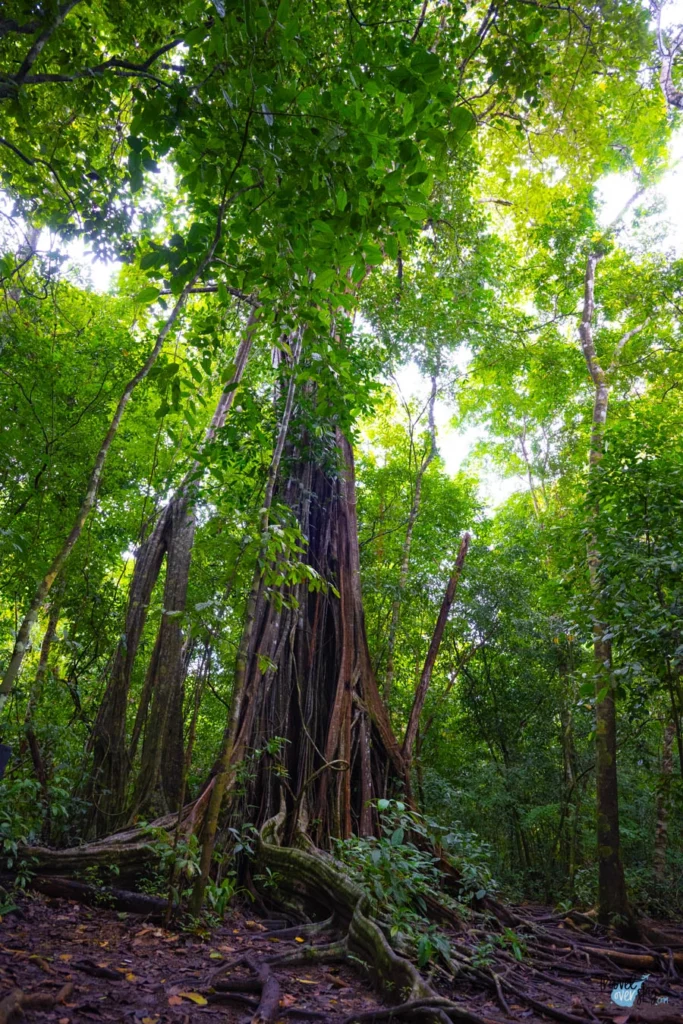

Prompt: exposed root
[263,913,337,939]
[266,939,350,967]
[251,836,683,1024]
[247,955,282,1023]
[253,838,509,1023]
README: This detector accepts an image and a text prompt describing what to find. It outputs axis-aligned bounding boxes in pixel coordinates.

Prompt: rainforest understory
[2,1,683,1022]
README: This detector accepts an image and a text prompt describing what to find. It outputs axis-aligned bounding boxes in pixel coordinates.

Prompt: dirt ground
[1,893,682,1023]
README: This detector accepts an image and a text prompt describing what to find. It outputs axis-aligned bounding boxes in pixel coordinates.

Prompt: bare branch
[14,0,82,87]
[608,318,651,373]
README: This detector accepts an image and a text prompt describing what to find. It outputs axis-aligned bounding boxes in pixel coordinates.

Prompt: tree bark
[579,252,632,926]
[653,720,674,882]
[190,421,407,912]
[128,496,195,819]
[190,332,304,912]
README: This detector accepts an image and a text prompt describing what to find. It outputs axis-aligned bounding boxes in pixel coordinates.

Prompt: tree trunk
[579,252,631,926]
[129,496,196,819]
[653,720,674,882]
[191,427,406,912]
[87,509,169,835]
[22,599,61,841]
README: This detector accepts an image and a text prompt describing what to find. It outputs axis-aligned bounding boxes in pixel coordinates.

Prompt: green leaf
[450,106,476,136]
[134,286,160,304]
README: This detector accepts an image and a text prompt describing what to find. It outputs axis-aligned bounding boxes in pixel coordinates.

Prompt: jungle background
[1,4,683,1019]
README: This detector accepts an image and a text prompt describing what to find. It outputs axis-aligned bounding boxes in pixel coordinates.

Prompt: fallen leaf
[167,996,183,1007]
[142,1018,159,1023]
[294,937,305,943]
[179,992,208,1006]
[125,972,137,982]
[280,994,296,1008]
[59,954,72,962]
[296,978,317,985]
[58,1018,70,1024]
[209,951,223,960]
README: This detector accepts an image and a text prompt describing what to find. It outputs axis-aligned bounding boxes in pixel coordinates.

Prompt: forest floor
[1,893,682,1024]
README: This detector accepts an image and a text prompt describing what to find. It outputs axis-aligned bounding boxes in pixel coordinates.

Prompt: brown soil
[1,894,682,1024]
[0,893,383,1023]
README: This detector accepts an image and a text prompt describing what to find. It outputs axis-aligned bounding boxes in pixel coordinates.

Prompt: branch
[608,318,650,373]
[578,252,603,385]
[159,284,260,307]
[0,19,40,38]
[656,2,683,110]
[1,25,183,99]
[410,0,429,43]
[0,136,35,167]
[14,0,82,87]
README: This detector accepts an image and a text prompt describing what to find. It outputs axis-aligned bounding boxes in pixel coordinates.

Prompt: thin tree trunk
[165,643,210,924]
[23,600,61,841]
[579,251,636,926]
[0,212,226,707]
[653,720,674,882]
[129,496,195,819]
[419,642,479,747]
[665,666,683,781]
[402,533,470,767]
[519,422,541,518]
[384,375,438,700]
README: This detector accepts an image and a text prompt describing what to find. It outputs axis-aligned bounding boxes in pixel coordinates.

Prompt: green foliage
[334,800,493,964]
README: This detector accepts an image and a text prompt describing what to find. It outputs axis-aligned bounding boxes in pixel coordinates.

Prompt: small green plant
[472,940,495,968]
[205,873,247,919]
[139,827,201,904]
[334,799,462,968]
[254,865,283,891]
[496,927,527,961]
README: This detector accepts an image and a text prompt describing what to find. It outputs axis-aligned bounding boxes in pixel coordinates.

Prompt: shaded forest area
[2,1,683,1022]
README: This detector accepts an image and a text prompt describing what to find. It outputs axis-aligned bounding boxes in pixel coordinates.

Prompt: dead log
[13,875,171,919]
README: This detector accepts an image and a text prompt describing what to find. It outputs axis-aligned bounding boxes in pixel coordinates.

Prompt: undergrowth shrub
[333,799,496,967]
